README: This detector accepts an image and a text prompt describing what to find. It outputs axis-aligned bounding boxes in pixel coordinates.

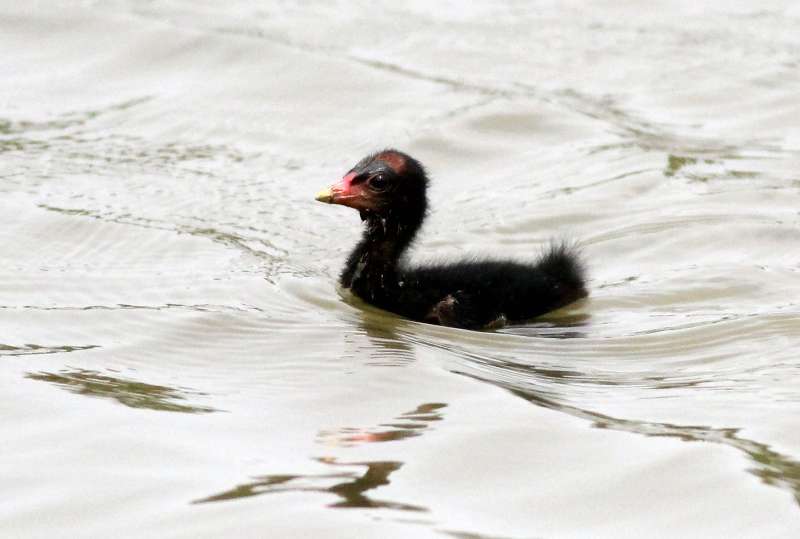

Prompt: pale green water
[2,1,800,537]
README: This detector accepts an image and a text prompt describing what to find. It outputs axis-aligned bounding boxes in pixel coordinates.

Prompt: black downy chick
[315,149,587,329]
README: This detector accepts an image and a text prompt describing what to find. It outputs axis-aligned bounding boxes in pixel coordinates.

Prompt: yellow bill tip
[315,188,333,203]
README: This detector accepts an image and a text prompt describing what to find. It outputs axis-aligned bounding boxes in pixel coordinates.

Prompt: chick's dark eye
[369,175,387,190]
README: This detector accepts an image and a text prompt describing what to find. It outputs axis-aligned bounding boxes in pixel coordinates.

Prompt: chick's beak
[315,172,358,206]
[315,187,333,203]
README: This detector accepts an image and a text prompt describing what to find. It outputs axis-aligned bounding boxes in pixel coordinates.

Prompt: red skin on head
[374,151,407,174]
[329,172,371,210]
[325,151,407,211]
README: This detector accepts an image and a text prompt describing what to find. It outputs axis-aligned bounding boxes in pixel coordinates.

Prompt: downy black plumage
[315,149,587,329]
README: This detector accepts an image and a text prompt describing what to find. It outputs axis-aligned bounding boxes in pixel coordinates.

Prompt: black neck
[339,209,424,299]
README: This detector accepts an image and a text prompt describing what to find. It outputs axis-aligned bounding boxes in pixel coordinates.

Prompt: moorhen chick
[315,149,587,329]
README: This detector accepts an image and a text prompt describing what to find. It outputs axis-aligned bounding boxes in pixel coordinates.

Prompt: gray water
[2,1,800,537]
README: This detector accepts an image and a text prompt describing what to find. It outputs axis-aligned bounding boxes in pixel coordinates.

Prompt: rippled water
[3,1,800,537]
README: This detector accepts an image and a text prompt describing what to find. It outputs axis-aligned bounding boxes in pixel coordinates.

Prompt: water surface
[2,1,800,537]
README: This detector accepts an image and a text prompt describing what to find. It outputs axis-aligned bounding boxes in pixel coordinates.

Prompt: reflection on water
[194,458,424,511]
[664,154,761,182]
[0,98,152,161]
[497,312,591,339]
[26,369,217,414]
[0,97,150,135]
[483,379,800,506]
[318,402,446,447]
[361,303,800,510]
[341,302,419,366]
[441,531,521,539]
[0,343,98,357]
[37,203,287,277]
[195,402,445,509]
